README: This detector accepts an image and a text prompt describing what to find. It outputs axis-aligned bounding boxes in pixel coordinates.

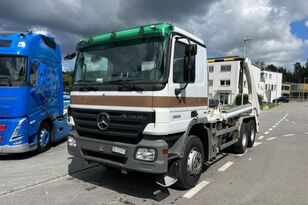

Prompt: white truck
[66,23,260,189]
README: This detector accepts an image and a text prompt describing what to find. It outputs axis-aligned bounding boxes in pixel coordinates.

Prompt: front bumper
[67,130,168,174]
[0,142,37,154]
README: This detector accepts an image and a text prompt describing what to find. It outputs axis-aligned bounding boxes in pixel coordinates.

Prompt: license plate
[112,146,126,155]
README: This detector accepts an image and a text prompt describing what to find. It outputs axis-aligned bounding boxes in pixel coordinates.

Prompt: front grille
[71,108,155,143]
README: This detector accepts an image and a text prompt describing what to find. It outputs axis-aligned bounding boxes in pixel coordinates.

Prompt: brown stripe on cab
[71,96,208,107]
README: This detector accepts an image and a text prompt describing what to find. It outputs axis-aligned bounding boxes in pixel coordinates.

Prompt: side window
[30,61,39,86]
[173,41,195,83]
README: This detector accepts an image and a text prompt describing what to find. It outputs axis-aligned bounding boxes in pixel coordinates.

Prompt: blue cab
[0,31,71,154]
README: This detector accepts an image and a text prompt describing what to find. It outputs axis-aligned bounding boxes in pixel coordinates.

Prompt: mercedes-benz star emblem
[97,113,110,130]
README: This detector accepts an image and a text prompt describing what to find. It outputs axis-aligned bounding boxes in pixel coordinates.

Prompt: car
[272,96,289,103]
[209,99,220,108]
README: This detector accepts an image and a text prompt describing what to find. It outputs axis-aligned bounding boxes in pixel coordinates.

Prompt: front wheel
[176,135,204,189]
[37,122,52,153]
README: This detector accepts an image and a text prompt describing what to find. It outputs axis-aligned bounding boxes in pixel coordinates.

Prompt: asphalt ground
[0,102,307,205]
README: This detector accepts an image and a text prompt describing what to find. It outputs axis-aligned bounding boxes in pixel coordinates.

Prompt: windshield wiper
[0,77,12,86]
[79,86,98,91]
[119,84,144,91]
[103,79,135,84]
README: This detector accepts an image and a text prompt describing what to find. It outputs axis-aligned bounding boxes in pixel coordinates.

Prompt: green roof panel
[77,23,174,50]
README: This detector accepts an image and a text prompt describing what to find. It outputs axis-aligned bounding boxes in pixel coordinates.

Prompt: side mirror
[64,52,76,60]
[185,44,197,56]
[184,44,197,81]
[174,44,197,95]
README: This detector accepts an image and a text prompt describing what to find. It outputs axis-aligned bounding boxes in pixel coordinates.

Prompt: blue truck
[0,31,70,154]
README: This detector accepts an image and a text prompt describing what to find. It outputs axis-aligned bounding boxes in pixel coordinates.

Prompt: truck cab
[0,31,70,154]
[67,23,259,189]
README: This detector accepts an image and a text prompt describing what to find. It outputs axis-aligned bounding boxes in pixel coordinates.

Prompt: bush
[235,94,248,105]
[235,93,264,106]
[257,94,263,104]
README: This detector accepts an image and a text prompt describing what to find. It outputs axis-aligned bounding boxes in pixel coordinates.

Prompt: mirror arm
[175,82,189,95]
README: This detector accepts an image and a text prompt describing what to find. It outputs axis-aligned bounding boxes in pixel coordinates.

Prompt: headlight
[67,136,77,147]
[67,115,75,126]
[135,148,156,162]
[10,118,26,142]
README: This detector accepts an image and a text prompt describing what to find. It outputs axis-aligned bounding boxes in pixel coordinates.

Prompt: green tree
[63,71,73,92]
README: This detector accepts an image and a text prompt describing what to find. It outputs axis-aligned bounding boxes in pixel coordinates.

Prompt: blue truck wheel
[37,122,52,153]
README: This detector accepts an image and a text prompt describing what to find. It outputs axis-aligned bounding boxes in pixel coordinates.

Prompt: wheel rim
[39,128,50,147]
[187,147,202,176]
[242,132,247,147]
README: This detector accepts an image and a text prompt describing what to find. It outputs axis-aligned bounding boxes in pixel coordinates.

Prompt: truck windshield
[0,56,27,86]
[74,40,165,84]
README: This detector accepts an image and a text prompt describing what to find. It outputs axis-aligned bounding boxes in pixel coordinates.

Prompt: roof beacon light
[18,41,26,48]
[150,24,157,29]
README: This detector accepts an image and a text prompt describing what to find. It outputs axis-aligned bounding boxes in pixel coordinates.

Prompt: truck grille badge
[97,113,110,130]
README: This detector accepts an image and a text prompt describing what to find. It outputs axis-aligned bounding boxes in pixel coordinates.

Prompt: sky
[0,0,307,71]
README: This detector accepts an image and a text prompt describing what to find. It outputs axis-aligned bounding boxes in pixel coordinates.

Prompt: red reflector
[162,148,169,156]
[0,136,2,141]
[0,125,6,131]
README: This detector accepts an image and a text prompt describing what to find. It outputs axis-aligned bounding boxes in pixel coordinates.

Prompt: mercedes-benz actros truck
[67,23,260,189]
[0,31,71,154]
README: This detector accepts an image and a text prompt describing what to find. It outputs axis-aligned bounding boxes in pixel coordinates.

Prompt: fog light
[68,136,77,147]
[135,148,156,162]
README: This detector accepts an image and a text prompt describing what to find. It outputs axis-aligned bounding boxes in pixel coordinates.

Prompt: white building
[208,56,282,104]
[259,70,282,103]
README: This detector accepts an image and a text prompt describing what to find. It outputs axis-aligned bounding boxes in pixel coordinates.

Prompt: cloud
[0,0,306,70]
[305,20,308,27]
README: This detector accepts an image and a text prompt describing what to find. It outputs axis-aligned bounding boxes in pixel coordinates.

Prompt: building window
[220,93,229,105]
[220,80,230,86]
[265,84,268,90]
[209,80,213,86]
[271,85,274,91]
[282,85,290,90]
[244,81,247,87]
[220,65,231,72]
[269,74,272,79]
[209,66,214,72]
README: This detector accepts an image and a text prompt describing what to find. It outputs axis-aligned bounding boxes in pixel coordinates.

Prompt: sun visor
[0,40,12,48]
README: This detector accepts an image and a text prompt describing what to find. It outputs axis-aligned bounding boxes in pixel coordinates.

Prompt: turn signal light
[0,125,6,131]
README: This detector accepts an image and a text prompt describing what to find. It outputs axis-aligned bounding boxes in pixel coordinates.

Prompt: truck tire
[247,120,256,148]
[176,135,204,189]
[231,123,248,154]
[37,122,52,153]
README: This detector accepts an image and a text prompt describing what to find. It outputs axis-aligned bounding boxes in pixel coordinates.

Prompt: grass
[261,103,279,110]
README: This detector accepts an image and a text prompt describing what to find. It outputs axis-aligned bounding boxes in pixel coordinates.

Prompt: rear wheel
[231,122,248,154]
[247,120,256,148]
[176,135,204,189]
[37,122,52,153]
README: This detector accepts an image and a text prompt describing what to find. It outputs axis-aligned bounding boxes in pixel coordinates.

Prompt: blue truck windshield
[74,40,165,84]
[0,56,27,86]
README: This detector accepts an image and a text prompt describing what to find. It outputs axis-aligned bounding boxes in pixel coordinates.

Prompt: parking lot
[1,102,308,205]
